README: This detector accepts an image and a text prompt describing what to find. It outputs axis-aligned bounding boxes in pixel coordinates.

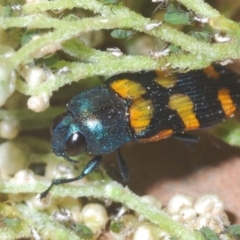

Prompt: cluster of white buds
[166,193,229,233]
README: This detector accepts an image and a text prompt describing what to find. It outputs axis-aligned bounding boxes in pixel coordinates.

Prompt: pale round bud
[133,224,158,240]
[0,141,29,177]
[0,45,15,58]
[27,93,49,112]
[26,195,52,210]
[57,197,83,222]
[0,119,20,139]
[120,214,139,236]
[21,66,46,87]
[194,195,224,215]
[168,194,194,214]
[11,169,36,184]
[194,214,211,230]
[44,161,80,185]
[82,203,108,233]
[179,206,197,221]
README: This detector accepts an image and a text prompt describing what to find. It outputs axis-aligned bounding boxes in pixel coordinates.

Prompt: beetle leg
[40,155,102,199]
[63,154,79,163]
[172,133,200,143]
[116,149,129,182]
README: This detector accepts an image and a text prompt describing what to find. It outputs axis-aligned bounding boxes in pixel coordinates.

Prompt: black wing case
[107,66,240,141]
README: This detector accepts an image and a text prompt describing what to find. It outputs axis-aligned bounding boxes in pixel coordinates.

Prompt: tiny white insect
[106,48,123,57]
[214,33,231,43]
[193,16,209,24]
[145,22,163,31]
[149,48,170,58]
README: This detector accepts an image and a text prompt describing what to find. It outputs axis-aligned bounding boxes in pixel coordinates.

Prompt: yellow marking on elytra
[168,94,200,130]
[110,79,154,133]
[203,66,220,79]
[139,129,174,142]
[218,88,236,117]
[129,98,153,133]
[110,79,145,99]
[154,70,177,88]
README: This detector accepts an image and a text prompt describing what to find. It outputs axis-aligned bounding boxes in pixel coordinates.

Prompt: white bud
[57,196,83,222]
[120,214,139,233]
[21,66,46,86]
[133,224,158,240]
[26,193,52,210]
[27,93,49,112]
[179,206,197,221]
[194,195,224,215]
[44,161,82,186]
[168,194,194,214]
[0,141,29,177]
[0,119,20,139]
[11,169,36,184]
[82,203,108,233]
[194,215,209,230]
[0,45,15,58]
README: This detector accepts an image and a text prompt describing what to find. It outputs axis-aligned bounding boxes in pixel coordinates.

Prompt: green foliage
[211,119,240,147]
[0,0,240,239]
[110,220,124,233]
[71,223,93,239]
[1,0,240,98]
[224,224,240,239]
[200,227,220,240]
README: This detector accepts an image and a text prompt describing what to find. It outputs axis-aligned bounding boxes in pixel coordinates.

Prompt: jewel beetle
[40,65,240,198]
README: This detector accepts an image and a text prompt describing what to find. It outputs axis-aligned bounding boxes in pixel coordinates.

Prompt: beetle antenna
[40,155,102,199]
[116,149,129,182]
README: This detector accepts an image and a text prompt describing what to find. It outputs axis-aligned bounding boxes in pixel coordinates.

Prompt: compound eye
[51,112,68,135]
[65,132,87,156]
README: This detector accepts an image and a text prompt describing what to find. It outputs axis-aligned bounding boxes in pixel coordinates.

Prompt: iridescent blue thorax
[51,85,131,157]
